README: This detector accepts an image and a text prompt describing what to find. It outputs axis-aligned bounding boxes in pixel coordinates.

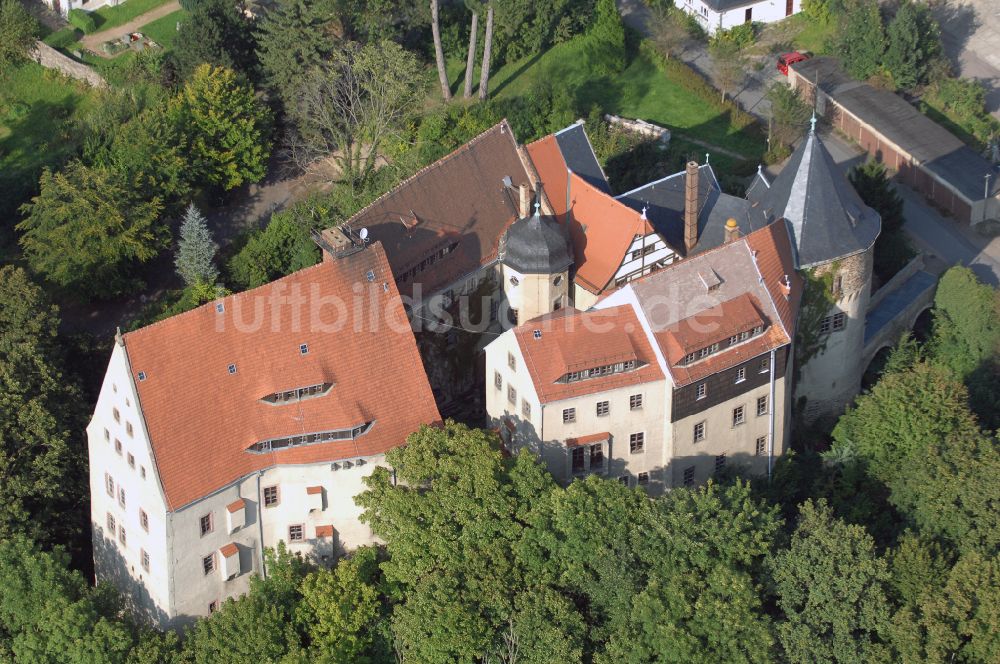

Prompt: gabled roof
[748,128,880,268]
[513,305,664,403]
[124,244,440,511]
[553,121,611,194]
[624,223,800,387]
[566,173,656,294]
[615,164,719,255]
[320,121,533,298]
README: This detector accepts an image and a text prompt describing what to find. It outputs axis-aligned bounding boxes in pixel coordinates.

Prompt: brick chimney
[724,218,740,243]
[684,161,699,253]
[519,183,531,218]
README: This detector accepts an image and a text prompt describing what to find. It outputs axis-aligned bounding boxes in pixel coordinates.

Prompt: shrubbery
[67,8,96,34]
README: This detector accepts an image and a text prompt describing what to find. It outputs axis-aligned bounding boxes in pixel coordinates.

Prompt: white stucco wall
[680,0,802,32]
[613,233,676,285]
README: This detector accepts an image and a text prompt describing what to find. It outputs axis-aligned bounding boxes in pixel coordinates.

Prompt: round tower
[499,203,573,325]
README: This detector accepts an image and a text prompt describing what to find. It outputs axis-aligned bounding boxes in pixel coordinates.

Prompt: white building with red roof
[486,222,801,490]
[87,243,439,627]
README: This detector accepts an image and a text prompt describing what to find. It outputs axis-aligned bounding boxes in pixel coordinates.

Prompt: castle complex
[88,118,879,626]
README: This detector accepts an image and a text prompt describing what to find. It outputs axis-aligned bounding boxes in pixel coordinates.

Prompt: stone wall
[33,41,107,89]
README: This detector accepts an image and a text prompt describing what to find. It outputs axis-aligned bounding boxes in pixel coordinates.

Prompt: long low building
[789,56,1000,225]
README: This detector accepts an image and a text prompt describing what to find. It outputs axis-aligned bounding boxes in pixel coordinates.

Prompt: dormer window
[509,276,519,286]
[559,359,641,383]
[246,421,375,454]
[299,343,309,355]
[227,364,237,375]
[261,382,333,405]
[137,371,146,381]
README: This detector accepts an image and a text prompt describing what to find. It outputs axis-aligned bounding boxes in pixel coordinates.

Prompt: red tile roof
[322,121,533,299]
[306,486,323,495]
[565,432,611,448]
[124,243,440,511]
[627,224,799,387]
[226,498,245,513]
[527,138,656,295]
[315,525,334,538]
[514,305,664,403]
[220,543,239,558]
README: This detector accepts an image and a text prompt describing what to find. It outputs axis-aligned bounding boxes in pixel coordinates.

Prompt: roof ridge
[342,119,517,229]
[741,230,790,342]
[123,258,344,341]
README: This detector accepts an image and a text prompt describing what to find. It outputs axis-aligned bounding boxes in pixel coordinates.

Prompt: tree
[175,204,220,287]
[0,537,143,663]
[587,0,626,75]
[0,268,85,549]
[285,40,420,185]
[17,161,166,297]
[884,0,940,90]
[478,3,494,100]
[463,2,480,98]
[849,159,904,233]
[834,0,886,81]
[297,547,383,662]
[227,203,322,290]
[255,0,340,108]
[767,82,812,151]
[649,6,689,60]
[768,501,894,663]
[169,64,272,191]
[172,0,258,78]
[430,0,451,100]
[0,0,37,77]
[929,266,1000,379]
[709,36,747,103]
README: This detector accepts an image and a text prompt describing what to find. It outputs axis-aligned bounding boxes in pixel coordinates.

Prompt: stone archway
[862,345,894,390]
[911,306,933,343]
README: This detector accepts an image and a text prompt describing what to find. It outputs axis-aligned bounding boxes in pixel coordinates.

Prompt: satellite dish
[359,228,369,242]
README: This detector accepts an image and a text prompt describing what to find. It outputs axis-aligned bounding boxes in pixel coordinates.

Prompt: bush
[43,26,82,49]
[227,206,322,291]
[68,8,97,34]
[713,23,756,50]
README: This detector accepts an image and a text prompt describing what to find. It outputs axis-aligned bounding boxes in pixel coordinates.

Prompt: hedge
[68,9,97,34]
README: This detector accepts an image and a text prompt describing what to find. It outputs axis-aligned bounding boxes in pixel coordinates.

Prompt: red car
[777,52,810,76]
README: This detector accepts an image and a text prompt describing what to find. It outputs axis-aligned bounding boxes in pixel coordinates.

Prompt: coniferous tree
[175,203,220,287]
[884,0,940,91]
[834,0,886,81]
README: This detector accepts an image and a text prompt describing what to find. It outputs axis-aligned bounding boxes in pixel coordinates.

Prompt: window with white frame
[494,371,502,390]
[508,352,516,370]
[118,487,126,509]
[629,432,645,453]
[596,401,609,417]
[202,553,215,575]
[105,473,114,497]
[200,513,213,536]
[106,512,115,533]
[735,367,746,383]
[563,408,576,423]
[755,436,767,456]
[694,421,706,442]
[507,385,517,404]
[522,400,531,419]
[733,405,745,426]
[119,525,127,547]
[590,443,604,467]
[141,549,150,572]
[760,356,770,373]
[263,485,279,507]
[757,395,768,416]
[696,382,706,400]
[288,524,304,542]
[630,394,643,410]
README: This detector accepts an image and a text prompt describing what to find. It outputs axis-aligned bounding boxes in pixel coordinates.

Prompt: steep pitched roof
[566,173,655,294]
[124,244,440,511]
[553,122,611,194]
[625,224,800,387]
[500,210,573,274]
[748,128,880,268]
[320,121,533,298]
[615,164,719,255]
[513,305,664,403]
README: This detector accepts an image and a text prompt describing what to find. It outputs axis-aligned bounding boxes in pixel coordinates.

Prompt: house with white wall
[87,242,439,628]
[678,0,802,33]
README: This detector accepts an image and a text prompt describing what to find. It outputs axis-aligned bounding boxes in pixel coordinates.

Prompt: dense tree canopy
[173,0,258,78]
[0,0,37,77]
[834,0,886,81]
[17,161,166,297]
[884,0,941,90]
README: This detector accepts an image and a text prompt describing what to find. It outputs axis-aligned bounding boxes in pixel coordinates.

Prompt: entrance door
[745,6,752,21]
[786,0,793,15]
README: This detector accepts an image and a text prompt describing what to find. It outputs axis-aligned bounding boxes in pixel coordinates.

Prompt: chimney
[684,161,699,253]
[724,218,740,243]
[519,183,531,218]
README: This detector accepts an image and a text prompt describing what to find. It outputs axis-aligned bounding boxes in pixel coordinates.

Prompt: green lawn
[140,8,186,48]
[0,62,98,220]
[90,0,173,32]
[787,15,836,55]
[456,36,763,159]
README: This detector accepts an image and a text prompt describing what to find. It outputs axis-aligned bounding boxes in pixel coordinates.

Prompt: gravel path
[78,0,181,56]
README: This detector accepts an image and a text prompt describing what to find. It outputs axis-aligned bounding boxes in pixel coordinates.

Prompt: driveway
[932,0,1000,120]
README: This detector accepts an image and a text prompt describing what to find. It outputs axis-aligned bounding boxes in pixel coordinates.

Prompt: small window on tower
[299,343,309,355]
[228,364,237,375]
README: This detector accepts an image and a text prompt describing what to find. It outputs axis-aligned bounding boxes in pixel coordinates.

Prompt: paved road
[933,0,1000,121]
[821,130,1000,285]
[79,0,181,56]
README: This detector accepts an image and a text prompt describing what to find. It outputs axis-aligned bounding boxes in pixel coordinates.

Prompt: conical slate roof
[751,128,880,268]
[500,208,573,274]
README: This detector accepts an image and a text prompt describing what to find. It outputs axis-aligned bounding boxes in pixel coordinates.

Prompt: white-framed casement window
[118,525,127,547]
[263,485,279,507]
[202,553,216,575]
[596,400,609,417]
[757,395,768,416]
[288,524,305,542]
[629,432,645,453]
[563,407,576,423]
[105,473,114,497]
[494,371,503,390]
[696,382,707,400]
[760,356,770,373]
[755,435,767,456]
[508,385,517,404]
[141,549,150,572]
[732,405,745,426]
[735,367,746,383]
[106,512,115,533]
[140,508,149,532]
[630,394,643,410]
[508,352,516,370]
[118,487,126,509]
[521,400,531,419]
[693,421,706,442]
